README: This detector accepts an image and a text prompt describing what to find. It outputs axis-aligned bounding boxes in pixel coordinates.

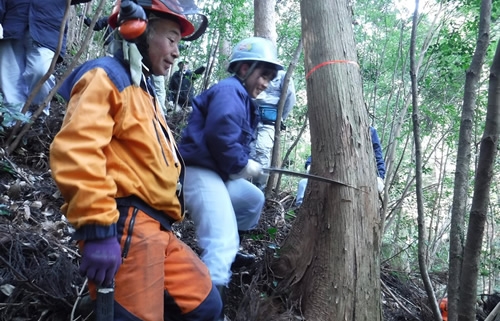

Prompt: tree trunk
[448,1,492,320]
[265,40,302,197]
[254,0,277,45]
[271,0,381,319]
[409,1,442,319]
[458,38,500,321]
[254,0,302,198]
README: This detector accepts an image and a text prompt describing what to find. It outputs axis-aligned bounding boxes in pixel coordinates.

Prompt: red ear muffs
[119,19,147,41]
[108,0,148,41]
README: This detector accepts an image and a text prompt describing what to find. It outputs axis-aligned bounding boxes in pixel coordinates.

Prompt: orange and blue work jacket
[50,55,185,241]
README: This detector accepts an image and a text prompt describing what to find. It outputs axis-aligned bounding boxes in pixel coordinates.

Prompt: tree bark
[254,0,277,45]
[458,38,500,321]
[448,1,492,320]
[271,0,382,319]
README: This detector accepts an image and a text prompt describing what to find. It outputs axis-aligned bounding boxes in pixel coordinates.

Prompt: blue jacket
[179,76,260,181]
[0,0,91,61]
[305,156,311,170]
[370,127,386,179]
[304,128,385,179]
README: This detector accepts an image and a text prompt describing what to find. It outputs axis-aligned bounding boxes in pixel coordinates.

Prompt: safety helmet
[108,0,202,41]
[228,37,284,73]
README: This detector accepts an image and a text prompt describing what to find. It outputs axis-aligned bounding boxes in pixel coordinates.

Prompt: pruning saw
[262,167,363,191]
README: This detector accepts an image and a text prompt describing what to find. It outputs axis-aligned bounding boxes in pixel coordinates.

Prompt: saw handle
[96,285,114,321]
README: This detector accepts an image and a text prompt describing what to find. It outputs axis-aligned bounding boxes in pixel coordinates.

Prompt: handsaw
[262,167,363,192]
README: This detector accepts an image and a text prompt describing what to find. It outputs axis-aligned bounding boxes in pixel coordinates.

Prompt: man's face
[242,64,277,98]
[148,19,182,76]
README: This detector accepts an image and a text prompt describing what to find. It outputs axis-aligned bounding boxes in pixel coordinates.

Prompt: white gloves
[230,159,263,180]
[377,177,385,193]
[0,24,3,39]
[306,165,311,174]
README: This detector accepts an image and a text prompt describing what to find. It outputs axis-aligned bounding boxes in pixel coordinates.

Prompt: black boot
[231,231,256,270]
[216,285,226,321]
[231,251,256,270]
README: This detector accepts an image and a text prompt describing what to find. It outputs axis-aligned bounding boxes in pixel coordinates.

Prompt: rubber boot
[216,285,226,321]
[231,231,256,270]
[231,252,256,269]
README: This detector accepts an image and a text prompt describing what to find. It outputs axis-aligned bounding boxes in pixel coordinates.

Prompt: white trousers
[0,33,55,115]
[183,166,265,286]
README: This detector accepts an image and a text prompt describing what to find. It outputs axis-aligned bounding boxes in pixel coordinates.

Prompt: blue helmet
[228,37,283,73]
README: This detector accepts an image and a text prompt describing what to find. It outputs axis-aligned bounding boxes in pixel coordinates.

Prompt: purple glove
[80,237,122,287]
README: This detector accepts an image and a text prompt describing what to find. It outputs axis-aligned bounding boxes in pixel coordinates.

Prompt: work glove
[306,165,311,174]
[80,237,122,287]
[377,177,385,193]
[83,16,92,27]
[0,24,3,39]
[230,159,263,180]
[194,66,206,75]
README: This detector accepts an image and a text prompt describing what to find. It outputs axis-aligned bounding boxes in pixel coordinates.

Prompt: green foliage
[422,166,432,175]
[250,233,264,241]
[285,209,296,220]
[428,29,474,80]
[0,157,17,178]
[0,97,30,132]
[267,227,278,241]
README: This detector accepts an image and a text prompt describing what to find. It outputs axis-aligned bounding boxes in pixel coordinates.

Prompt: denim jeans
[0,32,54,114]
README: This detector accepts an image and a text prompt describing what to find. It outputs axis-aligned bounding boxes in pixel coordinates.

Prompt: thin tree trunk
[202,31,220,92]
[448,1,492,320]
[254,0,277,44]
[409,0,442,319]
[265,39,302,197]
[458,38,500,321]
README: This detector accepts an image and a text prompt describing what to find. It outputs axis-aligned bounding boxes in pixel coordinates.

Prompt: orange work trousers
[87,201,222,321]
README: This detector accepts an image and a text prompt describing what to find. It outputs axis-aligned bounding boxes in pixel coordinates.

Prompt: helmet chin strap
[236,61,258,88]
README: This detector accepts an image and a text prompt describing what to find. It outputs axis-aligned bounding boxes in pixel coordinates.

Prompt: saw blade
[262,167,361,191]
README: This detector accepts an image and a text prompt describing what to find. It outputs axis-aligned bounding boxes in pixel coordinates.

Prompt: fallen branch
[381,279,422,321]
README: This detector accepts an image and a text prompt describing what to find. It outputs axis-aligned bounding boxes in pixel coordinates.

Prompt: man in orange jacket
[50,1,221,320]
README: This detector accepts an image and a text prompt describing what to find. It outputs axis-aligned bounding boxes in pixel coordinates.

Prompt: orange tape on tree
[305,60,359,80]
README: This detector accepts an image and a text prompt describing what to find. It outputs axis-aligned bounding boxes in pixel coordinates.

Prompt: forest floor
[0,99,495,321]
